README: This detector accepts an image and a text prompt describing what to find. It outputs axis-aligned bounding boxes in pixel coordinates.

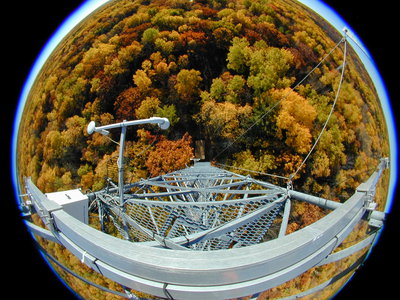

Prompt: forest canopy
[16,0,390,299]
[18,0,389,204]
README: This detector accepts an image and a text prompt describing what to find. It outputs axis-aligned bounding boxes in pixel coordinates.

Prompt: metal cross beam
[22,158,389,299]
[92,162,287,250]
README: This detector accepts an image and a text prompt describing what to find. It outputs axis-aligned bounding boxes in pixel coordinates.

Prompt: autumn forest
[17,0,390,298]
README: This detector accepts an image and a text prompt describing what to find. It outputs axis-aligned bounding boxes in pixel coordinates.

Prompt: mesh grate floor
[93,162,288,250]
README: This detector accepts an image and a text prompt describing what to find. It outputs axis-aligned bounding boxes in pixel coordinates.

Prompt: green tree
[227,38,294,95]
[226,75,246,103]
[227,37,250,73]
[156,104,180,126]
[246,41,294,94]
[104,42,142,77]
[141,28,160,44]
[155,37,175,55]
[313,124,346,173]
[151,9,185,29]
[209,77,226,102]
[207,72,247,104]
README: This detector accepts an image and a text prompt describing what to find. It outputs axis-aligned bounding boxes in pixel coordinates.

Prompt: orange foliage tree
[114,87,143,121]
[146,133,194,177]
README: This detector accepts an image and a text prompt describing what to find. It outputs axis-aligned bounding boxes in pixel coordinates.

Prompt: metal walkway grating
[96,162,287,250]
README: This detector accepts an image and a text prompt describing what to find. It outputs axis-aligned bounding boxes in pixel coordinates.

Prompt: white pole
[118,125,127,206]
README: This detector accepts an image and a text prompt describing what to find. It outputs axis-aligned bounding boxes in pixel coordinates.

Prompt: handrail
[23,158,388,299]
[25,177,367,299]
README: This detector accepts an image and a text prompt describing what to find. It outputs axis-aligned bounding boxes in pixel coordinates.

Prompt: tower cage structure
[20,116,389,300]
[18,31,390,299]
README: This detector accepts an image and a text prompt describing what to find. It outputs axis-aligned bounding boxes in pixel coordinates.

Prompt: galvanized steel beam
[25,178,365,298]
[23,158,388,299]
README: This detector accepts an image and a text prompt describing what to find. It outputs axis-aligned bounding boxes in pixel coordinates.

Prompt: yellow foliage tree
[43,131,64,162]
[232,150,276,175]
[195,99,252,140]
[133,69,152,93]
[272,88,317,154]
[135,96,161,119]
[175,69,202,101]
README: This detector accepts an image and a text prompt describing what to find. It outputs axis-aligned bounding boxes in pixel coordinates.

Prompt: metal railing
[23,158,388,299]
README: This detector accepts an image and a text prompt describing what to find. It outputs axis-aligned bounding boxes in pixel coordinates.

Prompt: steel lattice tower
[21,149,388,299]
[19,114,389,300]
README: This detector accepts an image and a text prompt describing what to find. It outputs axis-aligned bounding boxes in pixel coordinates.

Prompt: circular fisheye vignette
[11,0,397,299]
[302,0,397,214]
[12,0,397,221]
[12,0,110,205]
[11,1,109,298]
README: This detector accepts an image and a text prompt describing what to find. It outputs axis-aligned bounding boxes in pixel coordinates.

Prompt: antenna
[87,117,170,206]
[87,117,170,135]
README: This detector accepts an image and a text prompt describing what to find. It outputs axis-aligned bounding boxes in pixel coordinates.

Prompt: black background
[3,1,399,299]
